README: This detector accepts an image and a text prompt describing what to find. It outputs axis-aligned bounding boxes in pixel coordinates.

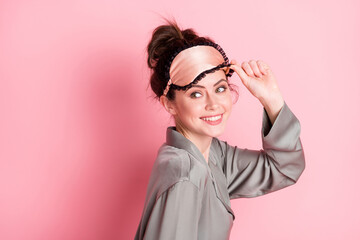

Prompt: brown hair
[147,19,238,102]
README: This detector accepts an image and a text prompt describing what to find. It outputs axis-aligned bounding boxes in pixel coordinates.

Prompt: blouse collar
[166,126,218,165]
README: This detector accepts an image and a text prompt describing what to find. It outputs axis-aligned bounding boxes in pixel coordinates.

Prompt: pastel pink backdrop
[1,0,359,239]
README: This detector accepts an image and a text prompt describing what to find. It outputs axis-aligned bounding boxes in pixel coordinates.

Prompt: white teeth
[201,115,221,121]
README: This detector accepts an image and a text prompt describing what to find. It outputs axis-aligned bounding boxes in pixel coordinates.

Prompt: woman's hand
[229,59,285,124]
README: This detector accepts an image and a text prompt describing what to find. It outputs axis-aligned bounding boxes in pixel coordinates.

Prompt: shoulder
[149,144,209,198]
[154,144,191,180]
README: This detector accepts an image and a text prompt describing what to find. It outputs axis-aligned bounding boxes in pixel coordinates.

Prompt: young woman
[135,20,305,240]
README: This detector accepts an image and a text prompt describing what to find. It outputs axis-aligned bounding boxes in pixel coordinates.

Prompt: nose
[205,92,219,111]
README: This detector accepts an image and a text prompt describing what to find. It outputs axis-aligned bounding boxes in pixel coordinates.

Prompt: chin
[204,125,227,138]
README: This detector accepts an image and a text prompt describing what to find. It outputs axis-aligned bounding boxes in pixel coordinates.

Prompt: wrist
[260,94,284,125]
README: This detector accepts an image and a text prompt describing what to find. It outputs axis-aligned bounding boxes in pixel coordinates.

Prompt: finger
[257,60,270,75]
[249,60,262,77]
[229,62,250,87]
[241,61,255,77]
[225,60,237,75]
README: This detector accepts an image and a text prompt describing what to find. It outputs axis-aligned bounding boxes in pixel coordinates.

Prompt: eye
[216,85,227,93]
[190,91,202,98]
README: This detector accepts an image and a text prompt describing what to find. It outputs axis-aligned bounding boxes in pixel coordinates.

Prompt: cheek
[221,93,233,111]
[177,100,202,118]
[227,97,233,111]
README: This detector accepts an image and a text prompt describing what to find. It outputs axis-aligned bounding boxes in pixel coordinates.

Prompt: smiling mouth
[200,114,223,122]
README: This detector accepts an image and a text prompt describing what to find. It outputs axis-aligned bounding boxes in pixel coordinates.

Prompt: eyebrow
[185,79,228,92]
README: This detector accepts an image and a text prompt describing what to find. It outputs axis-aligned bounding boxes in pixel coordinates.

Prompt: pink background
[1,0,359,239]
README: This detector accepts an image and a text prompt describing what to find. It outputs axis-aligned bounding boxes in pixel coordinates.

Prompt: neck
[176,126,213,163]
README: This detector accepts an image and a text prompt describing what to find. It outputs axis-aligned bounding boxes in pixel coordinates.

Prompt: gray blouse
[135,102,305,240]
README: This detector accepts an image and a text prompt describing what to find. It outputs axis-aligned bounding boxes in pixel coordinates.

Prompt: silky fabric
[163,45,230,96]
[134,102,306,240]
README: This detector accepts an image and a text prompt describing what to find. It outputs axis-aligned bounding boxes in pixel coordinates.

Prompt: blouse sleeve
[143,180,202,240]
[217,101,306,199]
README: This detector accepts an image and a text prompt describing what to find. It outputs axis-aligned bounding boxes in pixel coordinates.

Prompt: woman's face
[170,70,233,139]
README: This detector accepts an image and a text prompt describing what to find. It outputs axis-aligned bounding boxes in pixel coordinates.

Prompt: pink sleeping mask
[163,44,233,96]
